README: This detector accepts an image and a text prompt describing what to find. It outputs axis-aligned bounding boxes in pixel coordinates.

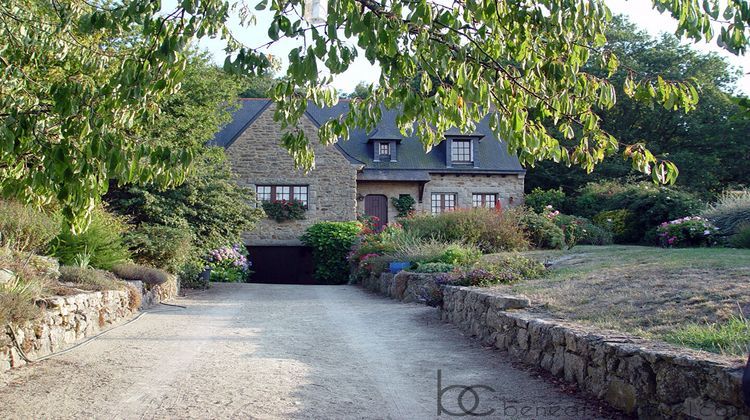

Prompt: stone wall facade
[359,271,750,418]
[0,289,138,372]
[424,173,524,210]
[356,173,525,223]
[356,181,421,224]
[226,104,359,245]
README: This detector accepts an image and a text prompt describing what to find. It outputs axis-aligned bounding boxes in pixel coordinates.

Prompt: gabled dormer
[368,127,402,162]
[445,131,484,168]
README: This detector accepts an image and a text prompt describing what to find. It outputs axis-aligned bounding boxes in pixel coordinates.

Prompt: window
[256,185,309,206]
[472,193,498,209]
[451,139,472,163]
[431,193,456,214]
[256,186,271,201]
[378,142,391,159]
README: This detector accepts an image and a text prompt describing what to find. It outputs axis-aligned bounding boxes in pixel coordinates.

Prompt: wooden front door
[364,194,388,231]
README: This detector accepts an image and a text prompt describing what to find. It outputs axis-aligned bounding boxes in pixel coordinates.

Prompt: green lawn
[485,245,750,358]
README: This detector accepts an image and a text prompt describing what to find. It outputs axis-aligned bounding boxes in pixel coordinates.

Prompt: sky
[194,0,750,95]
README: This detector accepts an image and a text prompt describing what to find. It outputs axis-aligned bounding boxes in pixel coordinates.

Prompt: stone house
[211,99,525,282]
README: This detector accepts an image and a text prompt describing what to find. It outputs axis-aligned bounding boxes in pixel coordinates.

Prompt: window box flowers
[262,199,307,222]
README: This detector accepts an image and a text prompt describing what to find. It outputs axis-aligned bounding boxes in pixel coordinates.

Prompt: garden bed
[486,245,750,357]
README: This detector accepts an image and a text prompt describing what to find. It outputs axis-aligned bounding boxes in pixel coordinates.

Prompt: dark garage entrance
[248,246,315,284]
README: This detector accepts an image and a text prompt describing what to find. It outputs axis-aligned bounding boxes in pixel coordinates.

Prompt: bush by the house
[205,244,251,282]
[702,190,750,239]
[111,263,171,285]
[390,194,416,217]
[521,210,564,249]
[301,221,362,284]
[50,208,130,270]
[262,199,307,222]
[124,224,194,274]
[574,181,702,243]
[412,262,454,273]
[437,254,545,287]
[399,208,529,252]
[0,200,60,254]
[657,217,719,247]
[525,187,566,213]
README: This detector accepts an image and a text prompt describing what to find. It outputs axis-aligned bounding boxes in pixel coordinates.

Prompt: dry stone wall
[0,289,137,372]
[359,270,750,418]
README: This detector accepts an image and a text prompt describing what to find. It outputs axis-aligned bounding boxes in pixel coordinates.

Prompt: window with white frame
[431,193,457,214]
[378,142,391,159]
[472,193,497,209]
[255,185,309,206]
[451,139,472,163]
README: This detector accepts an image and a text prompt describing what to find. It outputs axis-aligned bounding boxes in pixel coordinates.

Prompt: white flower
[703,230,711,235]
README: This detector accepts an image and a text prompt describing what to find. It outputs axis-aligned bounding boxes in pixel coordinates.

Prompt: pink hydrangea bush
[657,216,719,247]
[206,244,252,282]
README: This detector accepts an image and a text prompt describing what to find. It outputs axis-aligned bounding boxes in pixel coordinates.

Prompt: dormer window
[451,139,472,163]
[373,140,397,162]
[378,142,391,160]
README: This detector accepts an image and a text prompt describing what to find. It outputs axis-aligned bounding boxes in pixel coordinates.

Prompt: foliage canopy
[2,0,749,226]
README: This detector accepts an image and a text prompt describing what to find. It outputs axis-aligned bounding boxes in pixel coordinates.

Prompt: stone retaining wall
[0,289,138,372]
[128,273,180,308]
[359,270,750,418]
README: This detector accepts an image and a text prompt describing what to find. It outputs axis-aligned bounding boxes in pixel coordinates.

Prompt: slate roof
[211,99,525,178]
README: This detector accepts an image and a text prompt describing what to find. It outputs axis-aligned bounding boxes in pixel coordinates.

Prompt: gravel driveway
[0,283,617,419]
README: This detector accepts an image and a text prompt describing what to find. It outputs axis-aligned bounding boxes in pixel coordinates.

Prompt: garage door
[247,246,315,284]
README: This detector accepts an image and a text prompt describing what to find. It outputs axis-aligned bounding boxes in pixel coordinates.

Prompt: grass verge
[485,245,750,357]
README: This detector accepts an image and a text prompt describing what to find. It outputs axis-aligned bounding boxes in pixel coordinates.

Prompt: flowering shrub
[358,253,382,271]
[657,217,719,247]
[357,213,379,235]
[544,209,586,250]
[521,210,564,249]
[262,199,306,222]
[574,181,702,243]
[206,244,252,282]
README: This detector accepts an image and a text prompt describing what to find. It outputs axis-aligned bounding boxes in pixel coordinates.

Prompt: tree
[525,17,750,198]
[2,0,749,226]
[342,82,373,99]
[105,56,263,266]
